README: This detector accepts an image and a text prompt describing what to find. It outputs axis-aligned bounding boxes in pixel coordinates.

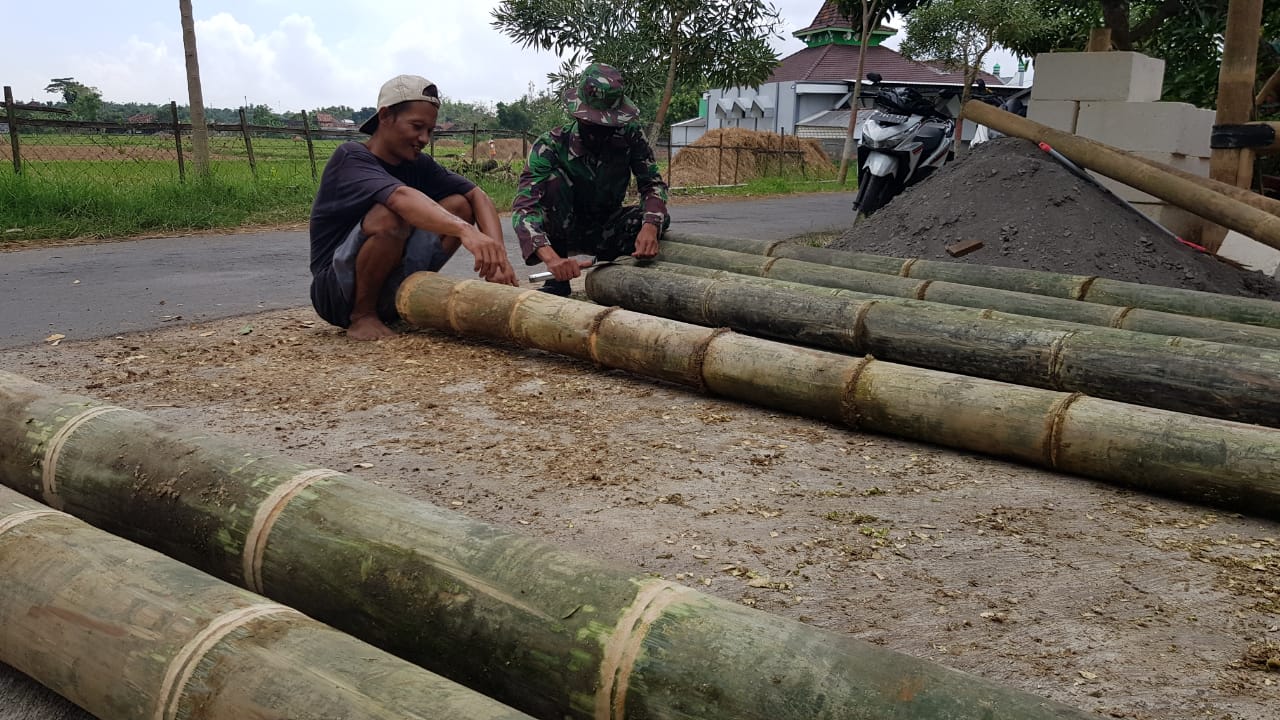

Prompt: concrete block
[1030,52,1165,102]
[1218,230,1280,276]
[1027,100,1079,133]
[1178,108,1216,157]
[1076,101,1210,155]
[1131,202,1207,242]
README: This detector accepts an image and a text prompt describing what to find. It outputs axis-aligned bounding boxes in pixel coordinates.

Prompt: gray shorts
[310,223,451,328]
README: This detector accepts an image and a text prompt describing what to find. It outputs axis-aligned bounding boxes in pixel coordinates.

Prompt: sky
[8,1,1025,112]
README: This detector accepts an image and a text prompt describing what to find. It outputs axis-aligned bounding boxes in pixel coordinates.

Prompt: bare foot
[347,314,396,341]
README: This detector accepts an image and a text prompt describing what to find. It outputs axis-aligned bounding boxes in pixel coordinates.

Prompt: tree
[899,0,1057,148]
[179,0,211,176]
[492,0,784,140]
[44,77,103,121]
[833,1,926,184]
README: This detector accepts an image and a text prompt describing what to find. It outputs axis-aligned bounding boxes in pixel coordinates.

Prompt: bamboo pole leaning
[663,229,1280,330]
[962,100,1280,251]
[0,486,533,720]
[584,260,1280,428]
[656,241,1280,351]
[0,372,1101,720]
[394,274,1280,516]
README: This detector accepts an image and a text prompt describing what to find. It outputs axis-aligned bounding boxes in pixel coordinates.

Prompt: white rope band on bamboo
[242,468,342,594]
[0,509,62,536]
[595,580,699,720]
[154,602,300,720]
[42,406,125,508]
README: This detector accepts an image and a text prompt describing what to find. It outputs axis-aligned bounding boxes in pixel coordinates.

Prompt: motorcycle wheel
[858,174,893,217]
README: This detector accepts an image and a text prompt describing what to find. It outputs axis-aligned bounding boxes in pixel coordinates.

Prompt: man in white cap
[309,75,516,340]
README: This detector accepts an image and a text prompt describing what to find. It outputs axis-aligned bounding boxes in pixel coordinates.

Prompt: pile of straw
[668,128,833,187]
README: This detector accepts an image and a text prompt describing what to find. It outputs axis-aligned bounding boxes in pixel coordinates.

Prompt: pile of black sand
[829,137,1280,300]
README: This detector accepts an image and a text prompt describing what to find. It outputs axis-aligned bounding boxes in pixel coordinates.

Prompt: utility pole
[179,0,211,176]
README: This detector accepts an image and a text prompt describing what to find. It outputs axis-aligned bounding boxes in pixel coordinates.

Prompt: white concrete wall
[1031,52,1165,102]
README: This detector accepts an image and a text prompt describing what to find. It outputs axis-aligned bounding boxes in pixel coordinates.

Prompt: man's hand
[544,255,594,281]
[632,223,659,259]
[460,227,517,286]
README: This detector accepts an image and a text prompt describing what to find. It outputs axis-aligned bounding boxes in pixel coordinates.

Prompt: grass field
[0,132,843,244]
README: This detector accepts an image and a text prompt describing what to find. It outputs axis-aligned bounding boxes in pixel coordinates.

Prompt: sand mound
[830,137,1280,299]
[488,138,528,162]
[670,128,834,187]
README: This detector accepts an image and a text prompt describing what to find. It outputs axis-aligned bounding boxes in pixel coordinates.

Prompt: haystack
[669,128,833,187]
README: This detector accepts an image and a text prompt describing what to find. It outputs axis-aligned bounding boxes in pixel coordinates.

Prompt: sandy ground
[2,298,1278,719]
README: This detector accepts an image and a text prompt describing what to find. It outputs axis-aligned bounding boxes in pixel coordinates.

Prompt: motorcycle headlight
[861,133,895,150]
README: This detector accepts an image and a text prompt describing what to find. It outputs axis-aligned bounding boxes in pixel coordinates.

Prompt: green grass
[0,140,845,244]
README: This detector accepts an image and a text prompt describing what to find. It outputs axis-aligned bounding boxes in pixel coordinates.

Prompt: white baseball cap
[359,75,441,134]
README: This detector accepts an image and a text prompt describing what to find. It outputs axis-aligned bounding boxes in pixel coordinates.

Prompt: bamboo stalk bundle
[0,486,533,720]
[656,241,1280,351]
[962,100,1280,251]
[583,260,1280,427]
[662,230,1280,330]
[0,372,1101,720]
[394,272,1280,517]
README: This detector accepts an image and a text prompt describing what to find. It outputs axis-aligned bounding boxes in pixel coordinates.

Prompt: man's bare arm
[384,186,514,284]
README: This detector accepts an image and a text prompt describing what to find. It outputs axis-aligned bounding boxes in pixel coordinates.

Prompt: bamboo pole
[170,101,185,184]
[0,371,1102,720]
[1209,0,1263,189]
[962,100,1280,252]
[5,86,21,175]
[0,486,533,720]
[584,260,1280,427]
[238,108,257,180]
[662,230,1280,330]
[392,274,1280,515]
[656,241,1280,351]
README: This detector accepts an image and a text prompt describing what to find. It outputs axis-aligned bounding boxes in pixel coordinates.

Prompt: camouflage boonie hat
[565,63,639,127]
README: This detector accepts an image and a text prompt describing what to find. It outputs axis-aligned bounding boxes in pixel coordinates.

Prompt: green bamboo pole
[583,261,1280,427]
[394,273,1280,517]
[0,372,1100,720]
[0,486,532,720]
[662,230,1280,330]
[656,241,1280,351]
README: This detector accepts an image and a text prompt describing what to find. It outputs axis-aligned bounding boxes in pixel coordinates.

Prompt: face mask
[578,122,617,154]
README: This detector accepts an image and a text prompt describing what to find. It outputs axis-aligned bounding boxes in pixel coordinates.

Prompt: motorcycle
[852,72,956,217]
[970,78,1031,146]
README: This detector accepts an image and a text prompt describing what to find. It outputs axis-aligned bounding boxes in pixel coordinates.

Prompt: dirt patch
[831,137,1280,299]
[670,128,834,187]
[2,307,1277,719]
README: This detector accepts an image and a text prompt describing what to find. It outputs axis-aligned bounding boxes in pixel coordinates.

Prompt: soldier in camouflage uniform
[512,63,669,295]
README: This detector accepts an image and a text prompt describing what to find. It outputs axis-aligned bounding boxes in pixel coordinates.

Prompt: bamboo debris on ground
[663,230,1280,330]
[584,260,1280,428]
[394,273,1280,518]
[656,241,1280,351]
[0,371,1102,720]
[0,486,533,720]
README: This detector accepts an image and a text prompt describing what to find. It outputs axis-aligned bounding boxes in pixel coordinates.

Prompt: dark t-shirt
[308,142,476,275]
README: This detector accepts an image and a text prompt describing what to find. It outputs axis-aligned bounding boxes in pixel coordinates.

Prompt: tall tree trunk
[1099,0,1133,50]
[648,13,685,144]
[838,0,877,185]
[179,0,210,176]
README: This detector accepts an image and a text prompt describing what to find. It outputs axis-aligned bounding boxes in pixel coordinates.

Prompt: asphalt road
[0,193,853,349]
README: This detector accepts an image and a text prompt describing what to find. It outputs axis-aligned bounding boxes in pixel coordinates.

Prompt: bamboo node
[690,328,733,393]
[596,581,699,720]
[243,468,343,593]
[1108,305,1138,329]
[762,240,786,257]
[839,356,876,429]
[1043,392,1085,468]
[42,405,126,509]
[913,280,934,301]
[850,301,876,355]
[899,258,918,278]
[1074,276,1100,301]
[1046,331,1077,390]
[586,306,622,365]
[0,508,63,536]
[155,603,301,720]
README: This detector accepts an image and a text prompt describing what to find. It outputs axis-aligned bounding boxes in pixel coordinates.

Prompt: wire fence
[657,130,825,189]
[1,96,534,190]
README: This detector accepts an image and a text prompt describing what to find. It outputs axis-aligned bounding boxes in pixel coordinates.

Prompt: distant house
[671,0,1010,154]
[126,113,157,124]
[436,120,457,133]
[315,112,342,130]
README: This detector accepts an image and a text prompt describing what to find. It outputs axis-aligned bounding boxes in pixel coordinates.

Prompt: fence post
[430,133,436,157]
[471,124,478,161]
[170,101,186,183]
[778,128,784,177]
[239,107,257,179]
[521,132,528,160]
[717,133,724,186]
[4,86,21,175]
[300,109,317,181]
[666,125,672,187]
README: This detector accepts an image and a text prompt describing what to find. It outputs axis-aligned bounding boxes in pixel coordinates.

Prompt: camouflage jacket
[512,121,668,259]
